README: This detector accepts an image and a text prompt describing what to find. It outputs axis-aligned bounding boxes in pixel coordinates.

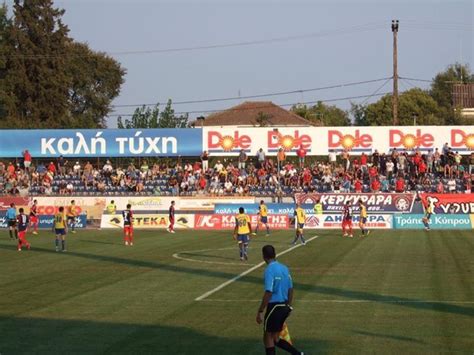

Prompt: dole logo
[389,129,433,149]
[208,131,251,151]
[328,130,372,150]
[267,130,311,151]
[451,129,474,150]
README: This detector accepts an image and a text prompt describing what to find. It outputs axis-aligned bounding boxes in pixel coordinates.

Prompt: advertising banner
[393,214,472,229]
[295,193,415,213]
[303,214,393,229]
[100,214,195,229]
[179,197,256,211]
[420,193,474,214]
[194,214,289,230]
[104,196,176,212]
[202,126,474,156]
[35,197,105,220]
[0,197,30,211]
[214,203,313,216]
[0,213,86,229]
[0,129,202,158]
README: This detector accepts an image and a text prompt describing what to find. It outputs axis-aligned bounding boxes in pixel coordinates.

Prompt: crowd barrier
[2,194,474,230]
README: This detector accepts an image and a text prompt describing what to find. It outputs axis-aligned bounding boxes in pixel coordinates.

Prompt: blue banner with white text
[0,129,202,158]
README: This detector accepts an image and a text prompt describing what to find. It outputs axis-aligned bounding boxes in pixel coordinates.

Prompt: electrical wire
[108,91,395,117]
[359,77,392,106]
[5,22,386,59]
[111,77,391,108]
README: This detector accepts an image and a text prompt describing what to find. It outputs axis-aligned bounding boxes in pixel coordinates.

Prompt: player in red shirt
[341,201,353,238]
[167,201,176,233]
[17,208,31,251]
[122,203,134,246]
[29,199,39,235]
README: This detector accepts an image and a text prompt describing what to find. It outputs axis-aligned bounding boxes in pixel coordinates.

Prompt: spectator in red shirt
[7,162,15,176]
[369,165,378,179]
[437,181,444,193]
[395,176,405,192]
[418,160,427,177]
[371,178,381,192]
[354,178,363,192]
[22,150,32,171]
[47,162,57,175]
[296,146,307,168]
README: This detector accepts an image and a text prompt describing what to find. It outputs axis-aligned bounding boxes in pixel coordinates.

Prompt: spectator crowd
[1,146,473,197]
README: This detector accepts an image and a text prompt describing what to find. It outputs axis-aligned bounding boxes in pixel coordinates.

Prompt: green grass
[0,228,473,354]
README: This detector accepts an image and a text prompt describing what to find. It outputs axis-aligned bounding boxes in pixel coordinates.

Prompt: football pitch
[0,229,473,354]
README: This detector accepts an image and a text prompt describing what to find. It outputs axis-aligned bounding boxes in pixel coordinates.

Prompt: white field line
[173,247,257,267]
[198,299,474,304]
[195,236,319,302]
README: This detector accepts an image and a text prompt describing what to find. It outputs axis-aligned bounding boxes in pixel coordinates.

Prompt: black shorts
[264,303,291,333]
[8,219,16,227]
[67,216,75,222]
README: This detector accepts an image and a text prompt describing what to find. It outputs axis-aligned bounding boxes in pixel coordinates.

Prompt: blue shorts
[360,217,367,224]
[425,213,432,220]
[260,216,268,224]
[55,228,66,236]
[297,223,305,230]
[237,234,249,244]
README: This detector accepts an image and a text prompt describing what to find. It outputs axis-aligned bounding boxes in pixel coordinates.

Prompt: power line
[108,91,395,117]
[6,22,386,59]
[359,78,392,106]
[111,77,391,108]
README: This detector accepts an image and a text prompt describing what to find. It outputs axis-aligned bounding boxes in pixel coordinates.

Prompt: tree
[291,101,349,126]
[4,0,72,128]
[350,103,368,126]
[66,42,125,128]
[0,4,10,120]
[430,63,474,125]
[360,88,443,126]
[255,111,272,127]
[0,1,124,128]
[118,100,189,129]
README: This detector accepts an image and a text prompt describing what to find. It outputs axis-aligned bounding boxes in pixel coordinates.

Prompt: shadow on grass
[0,243,473,319]
[0,316,328,354]
[353,330,426,345]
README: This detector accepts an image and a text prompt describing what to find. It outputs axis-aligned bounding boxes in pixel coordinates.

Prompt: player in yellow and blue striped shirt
[358,199,370,237]
[233,207,252,261]
[254,200,270,236]
[291,203,306,245]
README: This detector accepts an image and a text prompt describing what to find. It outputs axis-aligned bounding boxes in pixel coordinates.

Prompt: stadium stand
[1,149,473,197]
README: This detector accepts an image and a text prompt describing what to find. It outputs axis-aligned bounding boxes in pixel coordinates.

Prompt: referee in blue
[256,245,303,355]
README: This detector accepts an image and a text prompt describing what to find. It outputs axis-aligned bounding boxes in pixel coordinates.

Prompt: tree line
[291,63,474,126]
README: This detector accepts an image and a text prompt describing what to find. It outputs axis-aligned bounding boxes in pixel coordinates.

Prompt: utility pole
[392,20,399,126]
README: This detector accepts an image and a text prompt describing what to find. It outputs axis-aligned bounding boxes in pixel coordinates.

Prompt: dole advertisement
[295,193,415,213]
[35,197,104,219]
[100,214,195,229]
[420,193,474,214]
[303,214,393,229]
[194,214,289,230]
[393,214,472,229]
[202,126,473,156]
[0,129,202,158]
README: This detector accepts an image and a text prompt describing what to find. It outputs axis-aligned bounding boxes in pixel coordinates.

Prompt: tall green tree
[291,101,349,126]
[359,88,443,126]
[66,42,125,128]
[0,1,124,128]
[430,63,474,125]
[118,100,189,129]
[4,0,72,128]
[0,4,9,120]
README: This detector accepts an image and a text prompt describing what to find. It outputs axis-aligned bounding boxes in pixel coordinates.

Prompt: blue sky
[10,0,474,126]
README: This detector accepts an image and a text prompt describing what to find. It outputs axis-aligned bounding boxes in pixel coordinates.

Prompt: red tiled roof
[201,101,316,127]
